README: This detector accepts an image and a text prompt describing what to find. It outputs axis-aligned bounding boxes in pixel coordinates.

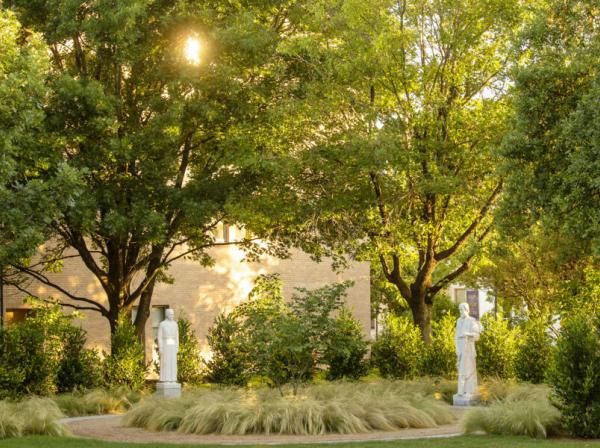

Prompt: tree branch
[429,223,493,297]
[390,254,412,299]
[10,265,109,315]
[435,181,502,261]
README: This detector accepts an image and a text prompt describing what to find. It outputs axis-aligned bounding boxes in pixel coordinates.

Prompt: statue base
[453,393,480,406]
[155,382,181,399]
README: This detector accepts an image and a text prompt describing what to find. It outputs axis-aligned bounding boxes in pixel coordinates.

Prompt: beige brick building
[3,229,371,363]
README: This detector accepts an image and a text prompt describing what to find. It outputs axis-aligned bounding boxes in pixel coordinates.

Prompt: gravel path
[63,409,467,445]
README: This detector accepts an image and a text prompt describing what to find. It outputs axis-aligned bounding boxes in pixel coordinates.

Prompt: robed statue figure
[453,302,480,405]
[157,308,179,383]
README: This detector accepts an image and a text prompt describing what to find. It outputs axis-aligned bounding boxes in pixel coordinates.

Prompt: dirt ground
[63,409,467,445]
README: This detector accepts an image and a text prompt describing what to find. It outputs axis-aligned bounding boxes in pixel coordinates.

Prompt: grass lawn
[2,436,600,448]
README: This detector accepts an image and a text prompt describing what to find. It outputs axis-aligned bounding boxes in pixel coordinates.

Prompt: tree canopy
[0,9,81,267]
[8,0,304,339]
[244,0,523,341]
[502,0,600,254]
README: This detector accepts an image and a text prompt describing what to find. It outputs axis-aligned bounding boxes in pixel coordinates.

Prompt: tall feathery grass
[463,385,562,438]
[53,387,144,416]
[0,397,70,439]
[124,381,455,435]
[478,377,519,403]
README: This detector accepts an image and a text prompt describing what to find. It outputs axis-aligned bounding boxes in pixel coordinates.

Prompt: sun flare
[183,36,201,65]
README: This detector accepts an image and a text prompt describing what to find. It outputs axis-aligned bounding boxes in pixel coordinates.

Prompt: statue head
[459,302,470,318]
[166,308,175,321]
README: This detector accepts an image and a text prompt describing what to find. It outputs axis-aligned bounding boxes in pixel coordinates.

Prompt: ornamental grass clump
[0,397,70,439]
[54,387,143,416]
[125,381,454,435]
[463,385,561,438]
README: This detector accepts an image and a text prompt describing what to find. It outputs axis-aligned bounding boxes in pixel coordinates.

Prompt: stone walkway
[62,409,467,445]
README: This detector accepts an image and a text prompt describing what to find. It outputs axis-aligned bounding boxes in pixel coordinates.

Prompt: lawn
[2,436,600,448]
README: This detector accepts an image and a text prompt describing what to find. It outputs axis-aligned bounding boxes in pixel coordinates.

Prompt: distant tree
[501,0,600,255]
[471,225,589,315]
[245,0,524,342]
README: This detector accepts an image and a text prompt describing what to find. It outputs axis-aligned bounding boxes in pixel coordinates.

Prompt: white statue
[453,302,480,405]
[157,308,179,383]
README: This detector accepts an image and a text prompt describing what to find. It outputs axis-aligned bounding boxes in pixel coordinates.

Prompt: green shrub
[477,313,518,379]
[176,317,204,385]
[371,315,424,379]
[205,275,357,391]
[432,294,459,321]
[515,316,554,384]
[125,381,454,435]
[0,330,26,399]
[57,327,102,392]
[463,385,561,438]
[0,302,94,397]
[421,314,457,377]
[104,315,147,391]
[323,309,369,380]
[548,315,600,438]
[239,277,314,392]
[205,312,249,386]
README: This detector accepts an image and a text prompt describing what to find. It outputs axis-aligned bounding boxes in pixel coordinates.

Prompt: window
[466,290,480,319]
[454,288,467,303]
[212,222,230,243]
[5,308,32,325]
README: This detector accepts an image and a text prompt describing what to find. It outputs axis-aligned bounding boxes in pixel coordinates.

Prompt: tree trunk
[107,304,120,355]
[133,278,157,346]
[409,295,433,344]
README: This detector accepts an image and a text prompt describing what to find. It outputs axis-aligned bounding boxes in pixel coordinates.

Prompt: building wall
[4,243,371,364]
[448,284,495,318]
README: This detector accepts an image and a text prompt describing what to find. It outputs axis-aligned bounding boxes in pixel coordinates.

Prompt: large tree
[0,9,81,268]
[502,0,600,255]
[246,0,523,341]
[9,0,300,340]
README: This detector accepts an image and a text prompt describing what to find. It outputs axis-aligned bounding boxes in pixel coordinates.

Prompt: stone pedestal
[155,382,181,399]
[453,393,480,406]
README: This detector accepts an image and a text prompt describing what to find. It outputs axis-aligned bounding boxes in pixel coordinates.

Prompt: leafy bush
[515,316,554,384]
[0,302,98,397]
[0,330,26,398]
[477,314,518,379]
[57,326,102,392]
[463,385,561,438]
[205,312,249,386]
[205,275,361,391]
[176,317,204,385]
[323,309,369,380]
[548,314,600,438]
[104,314,147,391]
[421,314,457,377]
[125,381,454,435]
[432,294,459,321]
[371,315,424,379]
[238,275,313,392]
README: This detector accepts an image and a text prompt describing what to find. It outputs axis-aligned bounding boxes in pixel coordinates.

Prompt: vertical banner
[466,290,479,319]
